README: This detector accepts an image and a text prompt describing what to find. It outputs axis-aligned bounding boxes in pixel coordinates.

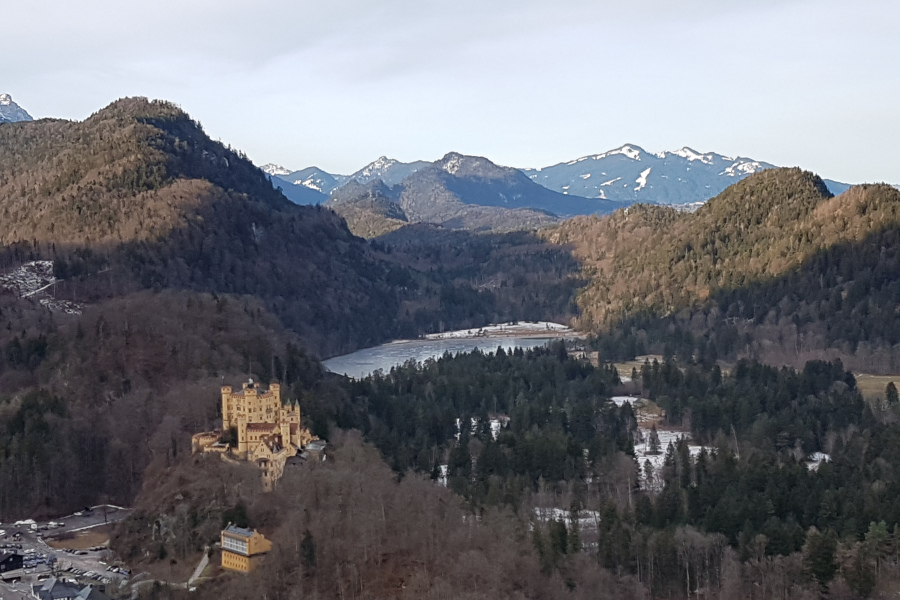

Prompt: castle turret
[221,386,234,429]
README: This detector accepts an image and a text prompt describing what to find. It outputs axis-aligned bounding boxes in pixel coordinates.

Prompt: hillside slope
[0,98,414,354]
[544,168,900,369]
[325,180,408,238]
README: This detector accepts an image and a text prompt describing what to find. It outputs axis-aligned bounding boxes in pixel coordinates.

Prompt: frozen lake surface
[323,322,579,379]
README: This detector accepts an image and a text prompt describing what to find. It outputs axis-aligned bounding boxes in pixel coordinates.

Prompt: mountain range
[325,152,625,235]
[523,144,852,203]
[266,145,852,222]
[0,93,33,123]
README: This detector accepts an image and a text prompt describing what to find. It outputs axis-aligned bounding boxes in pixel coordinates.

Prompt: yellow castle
[193,378,317,489]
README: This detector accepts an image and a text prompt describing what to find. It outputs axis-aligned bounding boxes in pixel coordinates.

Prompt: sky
[3,0,899,183]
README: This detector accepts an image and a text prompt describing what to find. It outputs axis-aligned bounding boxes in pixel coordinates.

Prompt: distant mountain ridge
[326,152,624,235]
[349,156,430,187]
[523,144,773,203]
[0,94,33,123]
[270,144,851,211]
[524,144,850,203]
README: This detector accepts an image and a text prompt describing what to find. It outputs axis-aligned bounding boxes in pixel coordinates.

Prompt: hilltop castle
[193,378,317,489]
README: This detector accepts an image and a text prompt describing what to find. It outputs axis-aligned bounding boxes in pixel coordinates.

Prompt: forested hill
[544,168,900,370]
[0,97,583,520]
[0,98,295,245]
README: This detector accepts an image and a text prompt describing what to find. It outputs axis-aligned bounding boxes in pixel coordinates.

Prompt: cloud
[3,0,898,182]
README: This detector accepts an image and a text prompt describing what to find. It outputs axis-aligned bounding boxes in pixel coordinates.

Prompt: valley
[1,94,900,600]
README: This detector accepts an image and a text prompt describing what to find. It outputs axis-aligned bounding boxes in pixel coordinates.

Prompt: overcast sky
[4,0,898,183]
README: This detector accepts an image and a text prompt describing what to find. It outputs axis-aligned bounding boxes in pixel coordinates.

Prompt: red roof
[246,423,277,432]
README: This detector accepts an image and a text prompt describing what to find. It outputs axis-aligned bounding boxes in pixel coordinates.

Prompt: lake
[323,322,580,379]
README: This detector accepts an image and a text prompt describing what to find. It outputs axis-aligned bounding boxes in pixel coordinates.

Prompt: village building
[0,550,23,573]
[220,526,272,573]
[32,577,109,600]
[192,378,320,489]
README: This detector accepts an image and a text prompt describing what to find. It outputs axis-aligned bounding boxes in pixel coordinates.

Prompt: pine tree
[886,382,898,405]
[648,424,661,455]
[300,529,317,572]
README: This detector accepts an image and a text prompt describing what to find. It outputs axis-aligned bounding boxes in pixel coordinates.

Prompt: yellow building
[220,526,272,573]
[192,378,318,490]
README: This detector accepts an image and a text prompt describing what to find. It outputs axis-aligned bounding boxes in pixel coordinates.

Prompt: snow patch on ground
[721,160,765,177]
[0,261,81,314]
[672,201,706,213]
[806,452,831,471]
[566,145,643,165]
[455,416,509,442]
[261,163,291,176]
[670,147,714,164]
[634,428,706,491]
[635,167,652,191]
[425,321,574,340]
[610,396,639,407]
[600,177,621,186]
[533,507,602,531]
[610,397,709,491]
[595,145,642,161]
[299,178,322,191]
[442,155,463,175]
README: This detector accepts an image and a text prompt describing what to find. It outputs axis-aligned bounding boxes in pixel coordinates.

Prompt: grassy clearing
[855,373,899,401]
[612,355,664,380]
[45,526,110,550]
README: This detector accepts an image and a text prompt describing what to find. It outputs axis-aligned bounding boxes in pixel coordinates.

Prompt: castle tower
[221,385,234,429]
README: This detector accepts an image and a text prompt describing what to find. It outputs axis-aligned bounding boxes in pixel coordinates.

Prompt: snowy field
[806,452,831,471]
[533,507,603,531]
[424,321,577,340]
[611,396,708,490]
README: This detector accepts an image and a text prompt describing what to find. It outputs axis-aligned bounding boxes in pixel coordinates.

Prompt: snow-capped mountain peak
[359,156,398,178]
[603,144,644,161]
[441,153,464,175]
[567,144,646,166]
[721,160,766,177]
[0,93,34,124]
[347,156,430,187]
[261,163,291,176]
[668,147,716,165]
[523,144,783,205]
